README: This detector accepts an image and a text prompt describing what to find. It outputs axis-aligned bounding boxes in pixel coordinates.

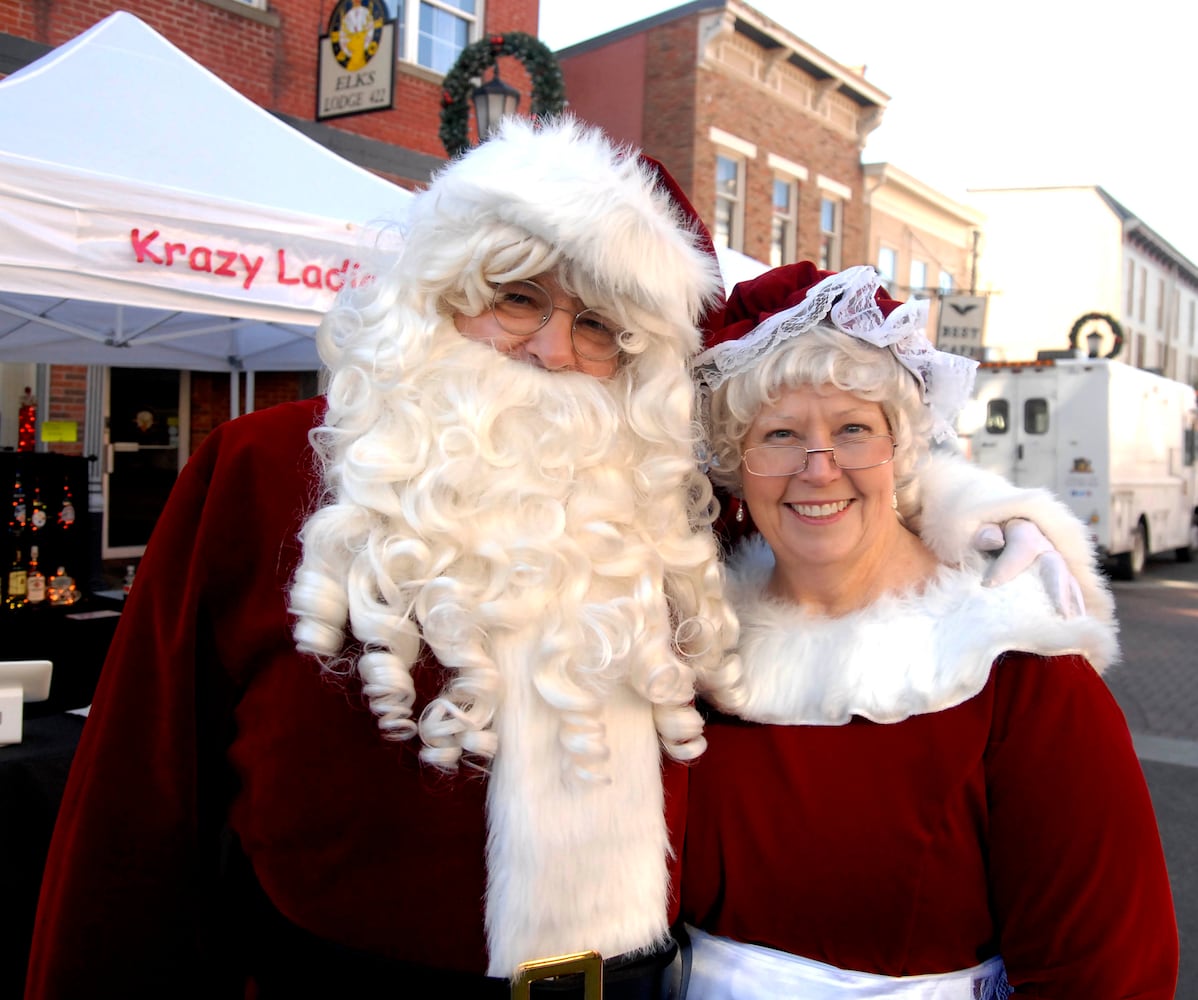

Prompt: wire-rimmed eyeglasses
[742,435,897,477]
[490,280,626,362]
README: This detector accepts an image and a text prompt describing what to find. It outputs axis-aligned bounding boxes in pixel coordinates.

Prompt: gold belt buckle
[510,950,603,1000]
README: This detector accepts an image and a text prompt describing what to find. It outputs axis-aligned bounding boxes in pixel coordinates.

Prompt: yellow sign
[40,420,78,443]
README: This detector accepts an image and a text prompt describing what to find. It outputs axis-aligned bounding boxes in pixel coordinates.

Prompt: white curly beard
[295,329,715,972]
[392,337,680,974]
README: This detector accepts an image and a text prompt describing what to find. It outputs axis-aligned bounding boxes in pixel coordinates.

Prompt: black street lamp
[1087,330,1102,358]
[471,63,520,142]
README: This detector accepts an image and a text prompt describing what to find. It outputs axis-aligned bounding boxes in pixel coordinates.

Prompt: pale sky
[538,0,1198,263]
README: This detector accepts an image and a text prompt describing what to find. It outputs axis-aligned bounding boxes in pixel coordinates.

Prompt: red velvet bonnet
[707,259,904,351]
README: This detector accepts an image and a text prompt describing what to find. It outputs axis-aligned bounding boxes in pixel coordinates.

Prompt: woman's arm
[914,452,1114,628]
[985,653,1178,997]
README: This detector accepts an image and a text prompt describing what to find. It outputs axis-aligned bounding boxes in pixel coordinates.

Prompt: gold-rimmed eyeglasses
[742,435,897,477]
[490,280,625,362]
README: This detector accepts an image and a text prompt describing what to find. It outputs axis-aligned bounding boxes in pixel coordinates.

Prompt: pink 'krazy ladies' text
[129,228,371,293]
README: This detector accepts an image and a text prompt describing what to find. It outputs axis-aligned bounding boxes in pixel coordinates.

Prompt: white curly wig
[289,116,744,781]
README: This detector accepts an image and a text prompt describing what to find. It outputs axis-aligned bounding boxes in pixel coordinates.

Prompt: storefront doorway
[102,368,188,558]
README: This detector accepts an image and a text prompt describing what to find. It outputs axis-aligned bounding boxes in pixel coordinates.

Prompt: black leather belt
[249,933,678,999]
[511,943,679,999]
[219,830,681,998]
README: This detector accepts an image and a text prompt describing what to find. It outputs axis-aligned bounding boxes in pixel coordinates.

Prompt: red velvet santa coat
[24,398,691,995]
[680,539,1178,998]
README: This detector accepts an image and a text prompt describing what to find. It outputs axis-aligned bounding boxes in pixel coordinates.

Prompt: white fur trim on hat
[404,115,722,354]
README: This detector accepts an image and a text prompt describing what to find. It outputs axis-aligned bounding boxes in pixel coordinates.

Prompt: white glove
[973,518,1086,619]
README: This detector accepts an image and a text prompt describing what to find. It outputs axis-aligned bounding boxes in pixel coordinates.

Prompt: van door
[1007,368,1058,489]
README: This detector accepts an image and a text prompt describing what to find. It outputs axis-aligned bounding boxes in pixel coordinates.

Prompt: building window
[770,177,798,267]
[909,259,928,298]
[877,247,897,293]
[1126,259,1135,314]
[766,153,807,266]
[230,0,267,7]
[385,0,481,75]
[819,196,842,270]
[714,152,746,252]
[938,269,953,293]
[1189,299,1195,347]
[1138,266,1147,323]
[1157,277,1166,331]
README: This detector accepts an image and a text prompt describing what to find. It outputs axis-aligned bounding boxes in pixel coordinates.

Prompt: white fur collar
[484,633,669,976]
[725,536,1119,726]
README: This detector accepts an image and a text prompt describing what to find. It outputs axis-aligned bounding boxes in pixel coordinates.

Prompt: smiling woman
[681,260,1178,999]
[734,379,926,611]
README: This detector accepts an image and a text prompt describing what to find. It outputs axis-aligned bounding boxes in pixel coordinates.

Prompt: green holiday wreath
[439,32,566,158]
[1067,311,1124,359]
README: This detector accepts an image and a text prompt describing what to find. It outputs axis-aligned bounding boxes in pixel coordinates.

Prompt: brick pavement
[1103,553,1198,749]
[1101,553,1198,997]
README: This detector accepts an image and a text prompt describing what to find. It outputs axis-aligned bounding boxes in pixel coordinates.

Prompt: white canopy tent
[0,11,414,379]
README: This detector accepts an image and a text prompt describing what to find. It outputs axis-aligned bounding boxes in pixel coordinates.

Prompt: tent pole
[229,371,240,420]
[246,370,255,414]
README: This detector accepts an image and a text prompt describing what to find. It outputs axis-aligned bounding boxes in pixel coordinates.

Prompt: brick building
[557,0,996,359]
[556,0,887,272]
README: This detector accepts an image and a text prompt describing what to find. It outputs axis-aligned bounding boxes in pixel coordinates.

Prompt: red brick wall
[558,10,868,269]
[640,18,701,196]
[695,62,865,267]
[45,365,88,457]
[558,34,649,146]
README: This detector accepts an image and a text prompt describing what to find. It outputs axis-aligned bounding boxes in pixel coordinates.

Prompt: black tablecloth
[3,597,121,716]
[0,712,86,998]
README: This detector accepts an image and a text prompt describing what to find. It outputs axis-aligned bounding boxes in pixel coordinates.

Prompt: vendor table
[3,597,121,716]
[0,711,86,997]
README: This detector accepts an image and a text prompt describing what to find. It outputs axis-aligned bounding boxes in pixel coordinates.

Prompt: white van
[957,357,1198,579]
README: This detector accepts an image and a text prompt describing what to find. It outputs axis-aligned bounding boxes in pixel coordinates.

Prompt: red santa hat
[402,115,725,356]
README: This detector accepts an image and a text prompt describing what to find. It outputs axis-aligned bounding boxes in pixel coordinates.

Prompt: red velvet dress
[24,398,690,996]
[681,653,1179,997]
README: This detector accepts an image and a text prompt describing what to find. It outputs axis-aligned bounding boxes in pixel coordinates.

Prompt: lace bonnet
[693,261,978,444]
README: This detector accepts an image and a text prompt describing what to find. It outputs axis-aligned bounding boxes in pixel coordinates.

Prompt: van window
[1024,398,1050,434]
[1185,424,1196,466]
[985,399,1009,433]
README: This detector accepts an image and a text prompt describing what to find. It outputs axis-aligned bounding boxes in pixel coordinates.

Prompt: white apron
[686,927,1012,999]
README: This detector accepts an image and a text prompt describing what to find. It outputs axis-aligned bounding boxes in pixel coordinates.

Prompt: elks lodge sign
[317,0,396,121]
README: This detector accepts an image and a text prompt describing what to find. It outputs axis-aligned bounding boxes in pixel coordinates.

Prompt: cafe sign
[317,0,396,121]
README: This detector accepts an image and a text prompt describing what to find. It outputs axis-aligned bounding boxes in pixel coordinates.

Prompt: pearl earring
[735,503,746,523]
[891,490,899,510]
